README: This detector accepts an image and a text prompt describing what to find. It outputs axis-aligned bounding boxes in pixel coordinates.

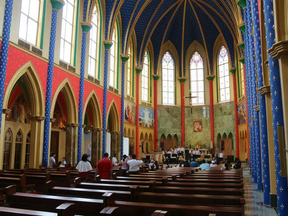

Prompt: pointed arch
[106,100,120,132]
[3,61,45,117]
[83,90,102,128]
[228,132,233,139]
[128,128,131,138]
[131,129,135,139]
[144,133,148,140]
[160,134,166,140]
[140,132,144,140]
[51,78,78,124]
[217,133,222,140]
[222,133,227,139]
[149,133,153,141]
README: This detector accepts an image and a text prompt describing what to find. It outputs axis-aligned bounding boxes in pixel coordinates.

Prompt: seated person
[149,160,156,170]
[190,161,198,167]
[178,155,184,163]
[233,158,242,169]
[210,160,218,167]
[224,159,231,170]
[200,160,210,170]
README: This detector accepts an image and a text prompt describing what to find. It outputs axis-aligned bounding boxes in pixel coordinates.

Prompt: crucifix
[185,92,198,116]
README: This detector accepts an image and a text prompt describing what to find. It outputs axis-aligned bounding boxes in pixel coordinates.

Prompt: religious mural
[237,102,246,125]
[52,102,65,129]
[84,133,92,157]
[8,93,31,124]
[193,119,203,132]
[139,106,154,128]
[124,100,136,125]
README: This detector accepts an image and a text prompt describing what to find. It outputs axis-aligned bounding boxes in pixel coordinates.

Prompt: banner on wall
[139,106,154,128]
[124,100,136,125]
[237,102,246,125]
[193,119,203,132]
[123,137,129,156]
[84,133,92,156]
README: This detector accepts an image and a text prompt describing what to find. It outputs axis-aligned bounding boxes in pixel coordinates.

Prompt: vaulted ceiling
[102,0,243,76]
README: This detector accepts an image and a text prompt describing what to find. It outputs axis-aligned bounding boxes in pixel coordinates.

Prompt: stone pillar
[77,20,92,163]
[207,75,215,154]
[102,41,113,156]
[251,0,271,205]
[230,68,240,159]
[179,77,186,148]
[64,122,78,166]
[262,0,288,214]
[136,68,142,158]
[90,128,97,167]
[42,0,65,167]
[153,75,160,151]
[120,55,129,158]
[0,0,13,138]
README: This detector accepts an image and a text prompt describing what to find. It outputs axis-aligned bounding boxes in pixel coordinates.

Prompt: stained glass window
[25,131,31,168]
[162,51,175,105]
[3,129,12,169]
[19,0,40,45]
[88,6,98,78]
[60,0,75,63]
[14,130,23,169]
[109,29,116,87]
[240,63,245,97]
[190,52,204,105]
[127,44,132,96]
[142,51,149,102]
[218,46,230,102]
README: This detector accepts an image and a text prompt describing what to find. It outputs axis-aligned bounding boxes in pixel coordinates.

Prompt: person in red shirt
[95,152,113,179]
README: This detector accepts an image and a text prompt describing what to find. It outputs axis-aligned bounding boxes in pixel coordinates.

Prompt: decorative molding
[103,41,113,50]
[50,118,56,123]
[136,67,142,74]
[81,22,92,33]
[268,40,288,59]
[28,115,45,121]
[206,75,215,81]
[254,105,259,112]
[178,77,187,83]
[238,41,245,51]
[239,57,245,65]
[230,68,236,74]
[264,60,268,66]
[50,0,65,11]
[258,85,271,95]
[237,0,246,8]
[153,75,160,81]
[238,22,245,33]
[2,109,11,114]
[120,55,129,63]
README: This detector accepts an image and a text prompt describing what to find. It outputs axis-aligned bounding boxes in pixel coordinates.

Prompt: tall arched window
[190,52,204,105]
[88,6,98,78]
[218,46,230,102]
[60,0,75,64]
[127,43,132,96]
[162,51,175,105]
[142,51,149,102]
[3,129,12,169]
[240,62,245,97]
[19,0,40,45]
[109,29,117,87]
[14,130,23,169]
[25,131,31,168]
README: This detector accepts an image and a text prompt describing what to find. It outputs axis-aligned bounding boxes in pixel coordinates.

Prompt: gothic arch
[83,90,102,128]
[106,100,120,132]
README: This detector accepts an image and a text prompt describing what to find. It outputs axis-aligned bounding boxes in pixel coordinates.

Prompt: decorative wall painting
[139,106,154,128]
[193,119,203,132]
[237,102,246,125]
[8,93,31,124]
[124,100,136,125]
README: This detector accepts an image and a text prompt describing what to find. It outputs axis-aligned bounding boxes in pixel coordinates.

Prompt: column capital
[50,118,56,123]
[258,85,271,95]
[81,22,92,33]
[28,115,45,121]
[268,40,288,59]
[153,75,160,81]
[206,75,215,81]
[120,55,130,63]
[178,77,187,83]
[103,41,113,50]
[230,68,236,74]
[239,57,245,65]
[238,22,245,33]
[237,0,246,8]
[2,109,11,114]
[136,67,142,74]
[238,41,245,51]
[50,0,65,10]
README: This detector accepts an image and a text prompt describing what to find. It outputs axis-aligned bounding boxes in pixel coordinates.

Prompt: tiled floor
[243,164,277,216]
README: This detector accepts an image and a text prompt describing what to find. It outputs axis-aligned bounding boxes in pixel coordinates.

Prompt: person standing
[127,154,143,174]
[112,153,118,166]
[95,153,113,179]
[76,154,93,181]
[49,153,56,168]
[120,154,129,176]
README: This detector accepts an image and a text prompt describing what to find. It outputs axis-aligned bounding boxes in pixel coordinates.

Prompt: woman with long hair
[120,154,129,176]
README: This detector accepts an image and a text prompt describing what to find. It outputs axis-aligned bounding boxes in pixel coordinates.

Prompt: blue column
[0,0,13,135]
[263,0,288,214]
[251,0,270,205]
[120,55,129,159]
[42,0,65,167]
[246,0,262,191]
[102,42,113,157]
[243,7,256,181]
[77,22,92,163]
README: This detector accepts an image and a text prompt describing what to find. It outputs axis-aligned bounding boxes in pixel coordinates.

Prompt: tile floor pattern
[243,164,277,216]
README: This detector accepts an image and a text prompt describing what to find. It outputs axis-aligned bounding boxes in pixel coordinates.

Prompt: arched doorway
[220,132,234,160]
[160,134,166,151]
[165,134,173,150]
[106,101,120,158]
[50,79,77,166]
[239,130,247,161]
[83,92,102,167]
[173,134,179,147]
[1,62,45,169]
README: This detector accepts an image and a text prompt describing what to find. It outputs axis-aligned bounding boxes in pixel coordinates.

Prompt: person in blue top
[200,160,210,170]
[190,161,198,167]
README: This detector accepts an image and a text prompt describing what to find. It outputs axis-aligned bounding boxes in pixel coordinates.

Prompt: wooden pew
[103,192,243,216]
[0,175,26,192]
[0,203,75,216]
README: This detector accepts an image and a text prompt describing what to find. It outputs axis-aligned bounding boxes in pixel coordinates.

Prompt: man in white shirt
[195,148,200,155]
[112,154,118,166]
[127,154,143,174]
[49,153,56,168]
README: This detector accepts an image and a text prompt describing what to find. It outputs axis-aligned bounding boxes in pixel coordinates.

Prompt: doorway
[50,131,59,162]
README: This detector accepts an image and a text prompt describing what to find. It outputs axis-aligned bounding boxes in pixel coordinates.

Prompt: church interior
[0,0,287,215]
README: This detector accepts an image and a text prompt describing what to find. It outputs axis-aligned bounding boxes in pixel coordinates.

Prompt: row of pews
[0,166,244,216]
